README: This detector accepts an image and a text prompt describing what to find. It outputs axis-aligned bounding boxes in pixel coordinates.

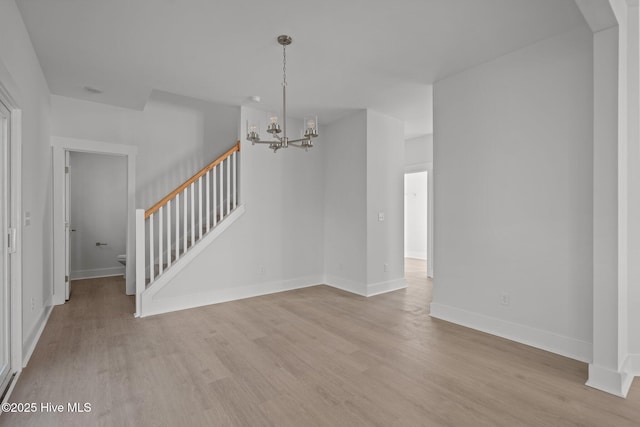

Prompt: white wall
[139,106,406,311]
[322,109,406,295]
[405,134,433,169]
[431,26,594,361]
[366,110,405,290]
[590,24,621,388]
[323,111,368,293]
[587,0,640,396]
[572,0,639,396]
[69,152,127,279]
[0,0,52,360]
[405,171,428,260]
[150,105,325,304]
[51,91,240,210]
[627,3,640,360]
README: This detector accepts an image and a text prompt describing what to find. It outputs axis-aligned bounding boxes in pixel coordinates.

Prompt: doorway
[404,171,428,262]
[52,138,137,306]
[403,164,433,279]
[66,152,128,299]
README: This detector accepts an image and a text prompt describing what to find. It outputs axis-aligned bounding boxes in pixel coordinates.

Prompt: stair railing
[135,141,240,315]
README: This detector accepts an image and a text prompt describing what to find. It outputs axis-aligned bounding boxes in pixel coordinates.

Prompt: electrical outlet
[500,293,510,306]
[378,212,385,222]
[30,297,35,312]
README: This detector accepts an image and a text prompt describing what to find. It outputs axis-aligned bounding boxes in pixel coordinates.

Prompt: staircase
[134,141,242,317]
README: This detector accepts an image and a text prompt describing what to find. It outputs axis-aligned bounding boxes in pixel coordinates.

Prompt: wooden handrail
[145,141,240,219]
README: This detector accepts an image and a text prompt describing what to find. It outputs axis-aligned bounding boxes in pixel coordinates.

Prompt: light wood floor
[3,260,640,426]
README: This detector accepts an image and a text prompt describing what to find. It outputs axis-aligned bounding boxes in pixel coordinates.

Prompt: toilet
[116,254,126,266]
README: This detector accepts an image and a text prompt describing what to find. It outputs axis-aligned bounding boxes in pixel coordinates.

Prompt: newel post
[135,209,145,317]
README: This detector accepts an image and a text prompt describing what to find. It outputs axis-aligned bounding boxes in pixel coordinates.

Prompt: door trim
[52,137,137,303]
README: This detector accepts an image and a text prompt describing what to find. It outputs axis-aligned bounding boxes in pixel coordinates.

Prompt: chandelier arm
[288,137,313,144]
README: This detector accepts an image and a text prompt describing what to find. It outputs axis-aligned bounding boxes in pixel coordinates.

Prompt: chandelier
[246,35,318,152]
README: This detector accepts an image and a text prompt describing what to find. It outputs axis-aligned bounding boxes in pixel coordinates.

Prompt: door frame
[52,137,137,303]
[64,150,70,300]
[0,79,23,384]
[405,161,433,278]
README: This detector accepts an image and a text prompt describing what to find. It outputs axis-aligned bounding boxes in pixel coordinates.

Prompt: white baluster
[233,152,237,209]
[183,188,187,253]
[206,170,210,232]
[226,157,231,215]
[190,182,195,247]
[174,193,180,260]
[198,176,203,240]
[213,165,217,227]
[149,213,154,283]
[219,161,224,219]
[167,199,172,268]
[175,192,180,258]
[158,206,164,276]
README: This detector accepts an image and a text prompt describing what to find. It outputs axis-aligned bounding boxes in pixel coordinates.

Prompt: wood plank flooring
[2,260,640,426]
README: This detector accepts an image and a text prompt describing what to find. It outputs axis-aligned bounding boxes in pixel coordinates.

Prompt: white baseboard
[587,363,634,398]
[429,302,592,363]
[324,276,367,296]
[142,273,407,318]
[323,276,406,297]
[71,266,124,280]
[22,304,53,367]
[141,275,323,317]
[367,278,407,296]
[404,252,427,260]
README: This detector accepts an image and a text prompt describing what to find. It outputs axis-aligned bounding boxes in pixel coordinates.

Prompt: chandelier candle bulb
[266,112,281,134]
[304,115,319,138]
[246,120,260,144]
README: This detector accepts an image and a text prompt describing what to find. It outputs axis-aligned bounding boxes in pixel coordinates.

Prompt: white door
[64,151,71,300]
[0,100,12,393]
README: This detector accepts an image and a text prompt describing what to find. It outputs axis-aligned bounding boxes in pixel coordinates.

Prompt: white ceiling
[16,0,585,138]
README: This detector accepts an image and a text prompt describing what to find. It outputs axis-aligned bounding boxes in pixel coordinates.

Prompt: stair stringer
[138,204,246,317]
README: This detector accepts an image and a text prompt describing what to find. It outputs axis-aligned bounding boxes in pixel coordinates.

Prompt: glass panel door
[0,99,11,393]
